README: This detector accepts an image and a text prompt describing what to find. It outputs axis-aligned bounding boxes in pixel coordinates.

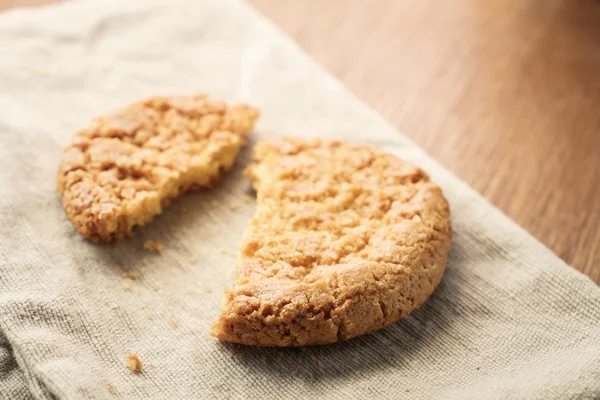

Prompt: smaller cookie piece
[57,95,259,243]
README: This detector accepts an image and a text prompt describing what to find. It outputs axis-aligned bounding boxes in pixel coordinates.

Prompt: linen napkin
[0,0,598,399]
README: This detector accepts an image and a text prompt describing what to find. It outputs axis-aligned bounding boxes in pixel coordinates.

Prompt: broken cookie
[57,94,259,243]
[213,137,451,346]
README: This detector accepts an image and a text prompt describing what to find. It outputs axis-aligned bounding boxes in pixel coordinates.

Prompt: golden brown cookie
[57,95,259,243]
[213,137,451,346]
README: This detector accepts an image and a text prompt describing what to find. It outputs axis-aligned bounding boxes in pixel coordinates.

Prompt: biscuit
[213,137,451,346]
[57,95,259,243]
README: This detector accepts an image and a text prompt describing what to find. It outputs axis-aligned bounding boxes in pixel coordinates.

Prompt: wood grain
[1,0,598,283]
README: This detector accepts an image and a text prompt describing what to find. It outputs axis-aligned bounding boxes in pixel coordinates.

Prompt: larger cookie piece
[213,138,451,346]
[57,95,259,243]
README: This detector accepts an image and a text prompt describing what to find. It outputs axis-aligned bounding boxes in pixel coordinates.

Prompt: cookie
[57,95,259,243]
[212,137,451,346]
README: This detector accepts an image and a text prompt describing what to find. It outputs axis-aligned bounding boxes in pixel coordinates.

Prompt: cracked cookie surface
[213,137,452,346]
[57,95,259,243]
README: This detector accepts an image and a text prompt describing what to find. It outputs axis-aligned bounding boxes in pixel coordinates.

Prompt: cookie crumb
[142,257,149,265]
[106,383,114,393]
[189,256,198,264]
[229,203,239,211]
[122,281,132,292]
[121,271,138,279]
[243,194,254,204]
[169,318,178,328]
[203,285,213,294]
[147,312,154,319]
[126,354,143,372]
[144,240,164,253]
[148,361,155,369]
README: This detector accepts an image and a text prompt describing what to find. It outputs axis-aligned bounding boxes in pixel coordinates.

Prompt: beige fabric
[0,0,598,399]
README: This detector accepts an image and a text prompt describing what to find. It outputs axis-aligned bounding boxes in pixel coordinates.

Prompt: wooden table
[2,0,599,283]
